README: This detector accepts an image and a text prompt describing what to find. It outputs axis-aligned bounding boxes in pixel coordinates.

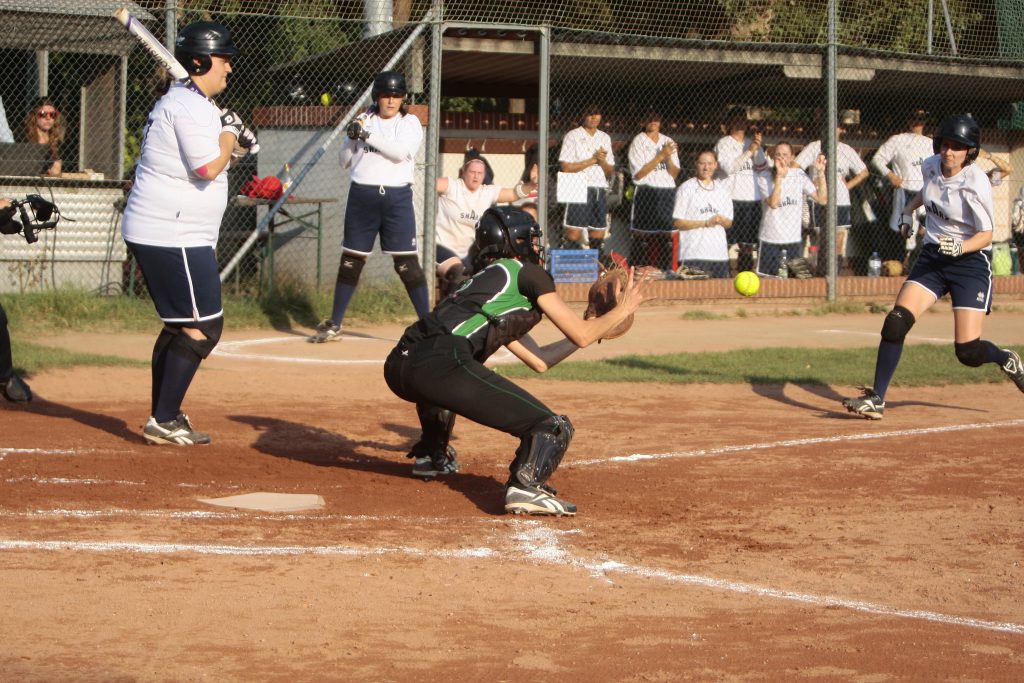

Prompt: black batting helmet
[371,71,407,100]
[933,113,981,161]
[474,206,542,265]
[175,21,237,76]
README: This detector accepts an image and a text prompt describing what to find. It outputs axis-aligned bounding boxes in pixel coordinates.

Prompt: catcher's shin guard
[511,414,574,488]
[408,405,459,477]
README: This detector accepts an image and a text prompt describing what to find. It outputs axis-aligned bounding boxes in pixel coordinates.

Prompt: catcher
[384,206,649,516]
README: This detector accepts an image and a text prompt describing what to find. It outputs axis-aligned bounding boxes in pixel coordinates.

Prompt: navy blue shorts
[631,185,675,231]
[127,242,222,324]
[906,243,993,312]
[564,187,608,231]
[343,182,417,256]
[730,200,762,246]
[756,240,802,277]
[812,203,852,230]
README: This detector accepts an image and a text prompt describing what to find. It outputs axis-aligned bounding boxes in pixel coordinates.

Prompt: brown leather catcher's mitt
[583,266,633,341]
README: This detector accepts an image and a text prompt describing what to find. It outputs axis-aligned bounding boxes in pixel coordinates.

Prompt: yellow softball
[734,270,760,297]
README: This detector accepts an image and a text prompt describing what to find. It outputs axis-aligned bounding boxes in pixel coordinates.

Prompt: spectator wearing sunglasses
[22,98,65,176]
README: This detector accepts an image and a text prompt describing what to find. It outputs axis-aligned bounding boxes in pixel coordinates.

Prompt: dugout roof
[0,0,154,55]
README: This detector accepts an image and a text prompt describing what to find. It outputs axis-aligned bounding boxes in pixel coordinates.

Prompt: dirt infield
[2,304,1023,681]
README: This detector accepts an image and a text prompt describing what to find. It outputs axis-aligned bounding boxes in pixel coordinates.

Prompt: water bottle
[868,251,882,278]
[281,162,292,192]
[778,248,789,278]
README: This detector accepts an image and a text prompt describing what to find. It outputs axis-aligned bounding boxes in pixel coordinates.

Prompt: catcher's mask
[933,113,980,162]
[175,21,238,76]
[474,206,542,265]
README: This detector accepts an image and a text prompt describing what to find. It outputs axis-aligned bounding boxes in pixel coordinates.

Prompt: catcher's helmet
[474,206,542,265]
[371,71,407,100]
[175,21,238,76]
[933,113,980,161]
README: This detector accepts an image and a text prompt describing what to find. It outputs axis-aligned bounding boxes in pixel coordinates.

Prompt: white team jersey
[756,170,817,244]
[559,126,614,188]
[794,139,866,207]
[628,132,679,188]
[919,155,994,248]
[436,178,502,258]
[871,132,933,192]
[672,177,734,262]
[342,112,422,186]
[122,85,226,247]
[714,134,770,202]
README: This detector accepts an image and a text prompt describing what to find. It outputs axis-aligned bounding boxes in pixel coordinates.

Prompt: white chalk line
[212,334,515,365]
[4,476,145,486]
[1,523,1020,636]
[571,418,1024,466]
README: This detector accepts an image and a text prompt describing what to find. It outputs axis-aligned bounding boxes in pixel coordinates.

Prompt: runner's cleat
[505,483,577,516]
[143,413,212,446]
[841,388,885,420]
[308,320,342,343]
[1001,349,1024,393]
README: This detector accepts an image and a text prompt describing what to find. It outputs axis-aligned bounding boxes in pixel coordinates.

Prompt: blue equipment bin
[548,249,599,283]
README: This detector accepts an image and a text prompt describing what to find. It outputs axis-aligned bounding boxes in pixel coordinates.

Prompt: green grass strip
[496,344,1021,388]
[10,338,147,376]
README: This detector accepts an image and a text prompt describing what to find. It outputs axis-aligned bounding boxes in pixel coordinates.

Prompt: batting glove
[346,120,370,141]
[233,124,260,156]
[938,235,963,258]
[898,214,914,240]
[220,109,246,138]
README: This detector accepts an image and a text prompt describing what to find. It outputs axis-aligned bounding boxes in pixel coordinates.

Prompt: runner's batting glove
[346,120,370,141]
[220,109,246,138]
[938,235,963,258]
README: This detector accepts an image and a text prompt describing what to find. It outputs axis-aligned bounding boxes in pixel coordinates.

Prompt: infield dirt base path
[2,303,1022,681]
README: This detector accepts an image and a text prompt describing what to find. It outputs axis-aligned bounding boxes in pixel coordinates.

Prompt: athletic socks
[153,344,202,424]
[329,281,357,327]
[406,285,430,319]
[872,340,903,401]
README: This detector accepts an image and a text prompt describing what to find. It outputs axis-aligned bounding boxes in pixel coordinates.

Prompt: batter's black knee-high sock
[981,340,1011,365]
[405,283,430,319]
[150,328,176,416]
[153,342,201,423]
[329,281,357,326]
[872,340,903,400]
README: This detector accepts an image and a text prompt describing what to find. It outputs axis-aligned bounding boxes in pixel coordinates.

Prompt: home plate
[197,492,325,512]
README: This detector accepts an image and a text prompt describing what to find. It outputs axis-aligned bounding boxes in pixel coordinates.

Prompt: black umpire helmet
[371,71,407,100]
[933,113,981,161]
[474,206,542,265]
[175,21,238,76]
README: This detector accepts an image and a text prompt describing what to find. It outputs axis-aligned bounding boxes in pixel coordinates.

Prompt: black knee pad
[512,415,574,488]
[169,316,223,361]
[955,338,987,367]
[337,253,365,287]
[393,254,426,289]
[880,305,916,344]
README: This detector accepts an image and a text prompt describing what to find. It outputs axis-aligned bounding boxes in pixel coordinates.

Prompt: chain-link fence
[1,1,1023,300]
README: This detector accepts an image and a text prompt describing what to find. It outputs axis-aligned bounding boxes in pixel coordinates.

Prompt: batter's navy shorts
[631,185,675,231]
[343,182,417,256]
[756,240,802,278]
[564,186,608,231]
[127,242,222,323]
[906,243,993,313]
[812,203,852,230]
[730,200,762,246]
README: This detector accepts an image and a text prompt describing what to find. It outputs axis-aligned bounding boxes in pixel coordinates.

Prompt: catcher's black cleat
[412,446,459,478]
[505,483,577,516]
[842,388,885,420]
[143,413,212,446]
[0,372,32,403]
[1001,349,1024,393]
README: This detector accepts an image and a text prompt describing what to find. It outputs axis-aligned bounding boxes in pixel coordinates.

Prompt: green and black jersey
[400,258,555,361]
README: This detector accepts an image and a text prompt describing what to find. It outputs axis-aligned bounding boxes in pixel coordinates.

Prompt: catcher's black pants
[384,334,555,443]
[0,302,13,380]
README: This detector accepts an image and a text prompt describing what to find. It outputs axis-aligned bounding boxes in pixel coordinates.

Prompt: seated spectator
[672,150,733,278]
[22,97,64,176]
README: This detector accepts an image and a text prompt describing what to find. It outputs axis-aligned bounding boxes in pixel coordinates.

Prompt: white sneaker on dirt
[308,320,342,343]
[143,414,212,446]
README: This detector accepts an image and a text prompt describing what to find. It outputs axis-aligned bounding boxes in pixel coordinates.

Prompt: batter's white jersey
[559,126,614,188]
[628,132,679,188]
[757,170,817,244]
[122,84,227,248]
[673,177,734,262]
[436,178,502,258]
[794,139,866,207]
[340,111,422,186]
[919,155,994,248]
[871,132,933,192]
[714,134,770,202]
